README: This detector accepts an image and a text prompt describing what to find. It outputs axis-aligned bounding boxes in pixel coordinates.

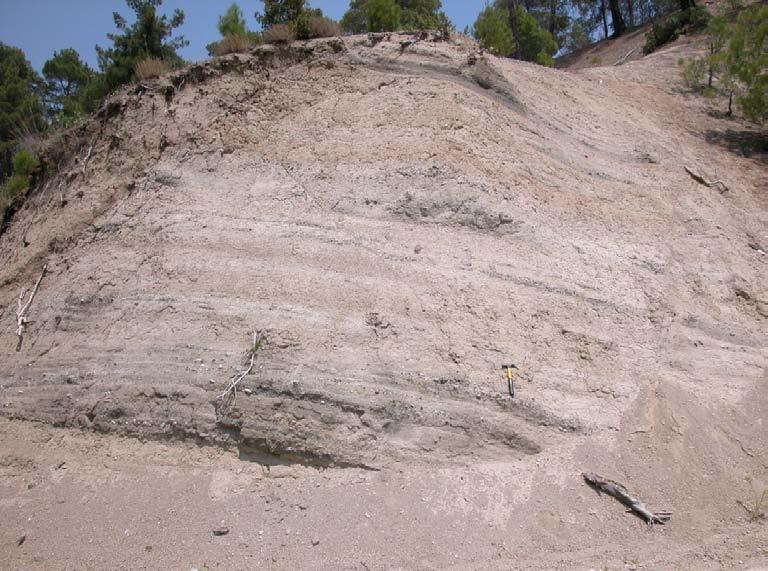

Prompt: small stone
[16,535,26,547]
[212,527,230,536]
[311,537,320,546]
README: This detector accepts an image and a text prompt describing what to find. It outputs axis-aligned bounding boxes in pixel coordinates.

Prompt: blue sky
[0,1,483,72]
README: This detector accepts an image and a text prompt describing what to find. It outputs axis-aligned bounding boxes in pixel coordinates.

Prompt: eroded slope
[0,33,764,473]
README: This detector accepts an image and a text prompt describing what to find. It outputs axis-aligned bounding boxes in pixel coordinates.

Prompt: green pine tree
[0,44,45,183]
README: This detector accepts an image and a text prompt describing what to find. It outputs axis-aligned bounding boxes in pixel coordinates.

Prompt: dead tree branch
[15,265,47,351]
[614,48,636,66]
[684,166,728,193]
[583,472,672,525]
[81,144,94,177]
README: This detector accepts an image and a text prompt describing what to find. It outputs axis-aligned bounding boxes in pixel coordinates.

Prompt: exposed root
[218,331,263,407]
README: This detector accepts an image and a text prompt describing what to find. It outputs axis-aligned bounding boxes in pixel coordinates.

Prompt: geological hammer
[501,364,517,398]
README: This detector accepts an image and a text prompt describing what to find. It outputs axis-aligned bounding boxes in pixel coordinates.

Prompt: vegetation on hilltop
[0,0,765,204]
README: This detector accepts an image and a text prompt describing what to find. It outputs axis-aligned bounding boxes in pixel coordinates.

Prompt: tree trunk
[626,0,635,27]
[680,0,696,10]
[609,0,626,36]
[549,0,557,35]
[601,0,609,39]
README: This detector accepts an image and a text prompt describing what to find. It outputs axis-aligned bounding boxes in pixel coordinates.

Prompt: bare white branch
[15,265,47,351]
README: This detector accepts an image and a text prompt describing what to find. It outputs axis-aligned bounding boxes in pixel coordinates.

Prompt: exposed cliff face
[0,30,765,566]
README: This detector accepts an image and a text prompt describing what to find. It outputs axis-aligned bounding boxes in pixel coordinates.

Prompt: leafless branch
[15,265,47,351]
[614,48,636,66]
[81,144,94,177]
[685,166,728,193]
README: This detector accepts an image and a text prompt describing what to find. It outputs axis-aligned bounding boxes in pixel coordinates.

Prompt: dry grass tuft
[742,476,767,522]
[134,57,169,81]
[264,24,294,44]
[213,34,255,56]
[309,17,341,38]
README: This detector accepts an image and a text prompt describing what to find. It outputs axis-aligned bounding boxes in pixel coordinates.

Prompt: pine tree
[0,44,45,183]
[96,0,188,92]
[42,49,94,125]
[366,0,402,32]
[218,3,248,37]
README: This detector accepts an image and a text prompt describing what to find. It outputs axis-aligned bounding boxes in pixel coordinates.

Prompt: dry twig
[684,166,728,193]
[583,472,672,525]
[15,265,47,351]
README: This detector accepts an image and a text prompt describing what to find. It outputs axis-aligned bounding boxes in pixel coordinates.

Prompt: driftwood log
[583,472,672,525]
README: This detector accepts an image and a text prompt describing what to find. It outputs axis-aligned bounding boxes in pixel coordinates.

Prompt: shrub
[212,34,255,56]
[264,23,295,44]
[1,150,38,219]
[293,9,313,40]
[644,6,711,54]
[134,57,169,80]
[309,16,341,38]
[682,58,707,89]
[687,5,712,30]
[12,150,38,178]
[3,174,28,199]
[536,51,555,67]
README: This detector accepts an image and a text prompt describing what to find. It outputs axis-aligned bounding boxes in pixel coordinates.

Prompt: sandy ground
[0,32,766,568]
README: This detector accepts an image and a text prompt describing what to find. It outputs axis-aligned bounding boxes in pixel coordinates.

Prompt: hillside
[0,32,766,569]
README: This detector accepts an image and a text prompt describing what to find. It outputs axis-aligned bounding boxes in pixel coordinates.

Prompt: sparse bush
[212,34,255,56]
[682,58,707,90]
[264,23,295,44]
[590,55,603,65]
[309,16,341,38]
[134,57,169,80]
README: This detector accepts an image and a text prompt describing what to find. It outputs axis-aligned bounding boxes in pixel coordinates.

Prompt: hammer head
[501,364,517,370]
